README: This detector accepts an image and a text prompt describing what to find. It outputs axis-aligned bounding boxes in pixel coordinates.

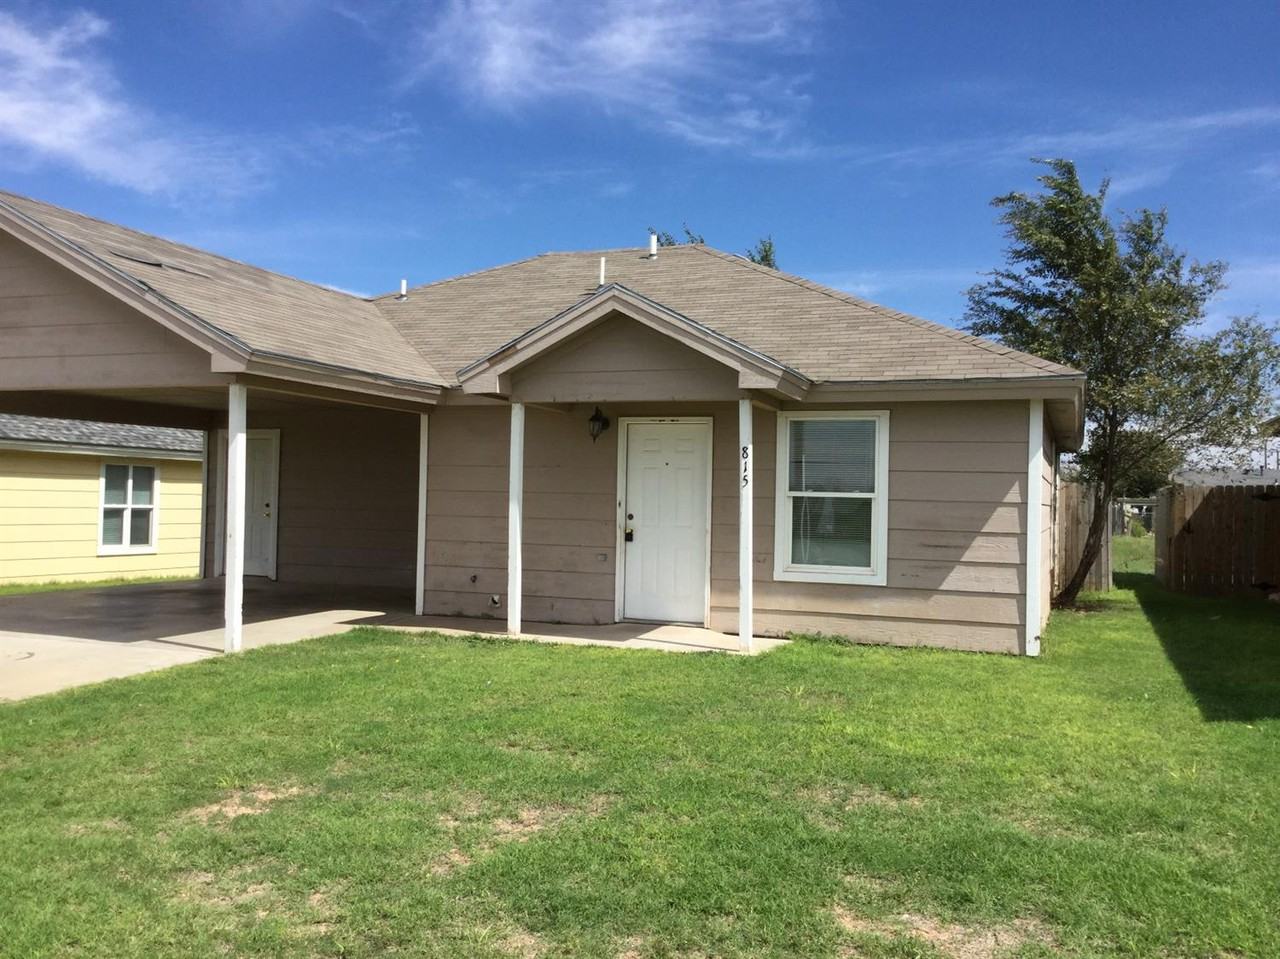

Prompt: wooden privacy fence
[1155,484,1280,598]
[1054,481,1112,593]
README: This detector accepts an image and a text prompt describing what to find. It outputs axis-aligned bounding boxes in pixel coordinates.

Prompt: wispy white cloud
[1249,156,1280,188]
[1105,164,1176,199]
[405,0,816,152]
[824,107,1280,170]
[0,8,421,201]
[812,266,986,300]
[0,9,271,199]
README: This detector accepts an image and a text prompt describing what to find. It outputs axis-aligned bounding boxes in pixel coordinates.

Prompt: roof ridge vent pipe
[648,233,658,259]
[599,256,606,287]
[397,278,407,300]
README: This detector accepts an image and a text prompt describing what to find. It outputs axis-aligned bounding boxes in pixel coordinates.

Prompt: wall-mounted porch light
[588,406,611,443]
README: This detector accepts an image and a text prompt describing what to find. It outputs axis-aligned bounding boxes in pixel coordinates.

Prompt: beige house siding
[711,400,1028,653]
[424,405,618,622]
[203,407,419,588]
[0,449,202,584]
[0,232,225,391]
[1041,406,1056,629]
[509,314,741,403]
[417,399,1029,653]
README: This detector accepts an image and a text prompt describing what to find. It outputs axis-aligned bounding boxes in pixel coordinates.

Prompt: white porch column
[507,402,525,634]
[414,413,430,616]
[224,384,247,653]
[1025,398,1045,657]
[738,398,754,653]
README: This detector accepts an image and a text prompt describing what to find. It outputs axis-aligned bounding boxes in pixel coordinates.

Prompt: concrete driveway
[0,580,408,701]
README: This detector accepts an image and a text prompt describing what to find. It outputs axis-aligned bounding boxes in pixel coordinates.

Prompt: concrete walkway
[0,580,781,701]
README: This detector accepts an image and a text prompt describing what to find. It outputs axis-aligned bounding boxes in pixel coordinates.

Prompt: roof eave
[0,437,203,460]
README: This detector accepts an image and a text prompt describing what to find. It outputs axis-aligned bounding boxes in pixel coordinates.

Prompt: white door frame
[213,428,281,580]
[614,416,714,626]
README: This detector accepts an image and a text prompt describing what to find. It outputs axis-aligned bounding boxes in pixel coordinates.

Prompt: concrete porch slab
[373,613,785,656]
[0,580,781,701]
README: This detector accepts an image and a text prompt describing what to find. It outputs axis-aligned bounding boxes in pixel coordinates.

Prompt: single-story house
[0,190,1084,656]
[0,414,204,585]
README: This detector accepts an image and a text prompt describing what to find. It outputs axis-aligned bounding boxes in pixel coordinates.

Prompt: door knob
[624,528,634,542]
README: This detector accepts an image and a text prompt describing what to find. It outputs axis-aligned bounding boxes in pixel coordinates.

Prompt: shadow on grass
[1119,572,1280,722]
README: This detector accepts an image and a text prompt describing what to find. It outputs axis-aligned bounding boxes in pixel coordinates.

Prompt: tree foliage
[965,158,1280,604]
[1105,430,1185,497]
[646,225,778,268]
[648,224,705,247]
[746,235,778,269]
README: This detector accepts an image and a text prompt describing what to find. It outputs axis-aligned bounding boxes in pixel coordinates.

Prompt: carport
[0,192,441,654]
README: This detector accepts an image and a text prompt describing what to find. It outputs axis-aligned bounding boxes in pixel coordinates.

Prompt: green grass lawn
[1111,533,1155,576]
[0,574,198,597]
[2,576,1277,958]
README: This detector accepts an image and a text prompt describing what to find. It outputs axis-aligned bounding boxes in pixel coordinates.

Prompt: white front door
[620,419,711,624]
[244,431,280,578]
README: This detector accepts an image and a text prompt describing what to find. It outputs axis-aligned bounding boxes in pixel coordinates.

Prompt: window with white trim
[100,464,157,554]
[774,411,889,585]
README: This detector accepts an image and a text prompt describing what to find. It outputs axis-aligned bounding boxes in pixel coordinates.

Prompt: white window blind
[100,464,157,553]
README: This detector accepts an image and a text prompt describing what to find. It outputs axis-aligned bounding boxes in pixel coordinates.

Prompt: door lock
[624,528,634,542]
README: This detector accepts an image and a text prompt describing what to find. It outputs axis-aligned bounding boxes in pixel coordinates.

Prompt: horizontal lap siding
[1041,409,1055,627]
[422,406,618,623]
[0,233,223,390]
[0,450,202,583]
[423,400,1030,651]
[709,401,1028,654]
[248,408,418,588]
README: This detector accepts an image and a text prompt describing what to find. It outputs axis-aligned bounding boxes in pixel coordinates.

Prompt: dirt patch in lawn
[183,784,308,825]
[496,926,549,958]
[800,785,923,831]
[175,866,277,910]
[808,784,924,809]
[428,794,614,877]
[831,905,1054,959]
[66,818,128,837]
[175,866,341,935]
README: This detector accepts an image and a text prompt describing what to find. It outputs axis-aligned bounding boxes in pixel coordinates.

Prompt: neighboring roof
[0,191,443,387]
[376,244,1083,385]
[1171,466,1280,487]
[0,414,202,457]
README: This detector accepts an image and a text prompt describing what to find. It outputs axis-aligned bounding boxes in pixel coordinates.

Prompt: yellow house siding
[0,449,203,584]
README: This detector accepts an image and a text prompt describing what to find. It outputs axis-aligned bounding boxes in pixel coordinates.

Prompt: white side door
[621,420,711,624]
[244,431,280,578]
[215,428,279,579]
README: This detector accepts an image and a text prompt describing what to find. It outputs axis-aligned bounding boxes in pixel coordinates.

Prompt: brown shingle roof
[0,190,1079,390]
[0,191,443,386]
[374,244,1081,385]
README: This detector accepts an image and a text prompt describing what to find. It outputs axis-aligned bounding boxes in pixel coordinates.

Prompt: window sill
[98,547,158,557]
[773,565,886,587]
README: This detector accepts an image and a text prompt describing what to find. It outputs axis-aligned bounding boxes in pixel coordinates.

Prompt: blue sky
[1,0,1277,331]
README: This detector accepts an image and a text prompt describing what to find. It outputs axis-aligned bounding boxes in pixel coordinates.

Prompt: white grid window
[100,464,157,554]
[774,411,889,585]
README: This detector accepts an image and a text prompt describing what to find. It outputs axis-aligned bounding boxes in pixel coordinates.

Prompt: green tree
[1107,430,1184,497]
[646,225,777,267]
[965,158,1280,605]
[746,235,778,269]
[648,224,705,246]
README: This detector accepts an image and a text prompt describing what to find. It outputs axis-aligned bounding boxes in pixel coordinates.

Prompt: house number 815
[741,445,751,488]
